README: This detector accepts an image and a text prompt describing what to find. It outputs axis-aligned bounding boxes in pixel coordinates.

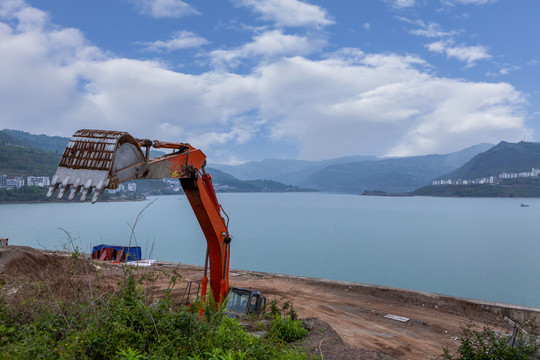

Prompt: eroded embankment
[276,274,540,327]
[225,269,540,359]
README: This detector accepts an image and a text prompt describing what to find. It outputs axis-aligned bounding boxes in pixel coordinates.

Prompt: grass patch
[443,322,539,360]
[0,257,309,360]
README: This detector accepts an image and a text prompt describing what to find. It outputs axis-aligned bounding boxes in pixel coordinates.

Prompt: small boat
[520,204,530,207]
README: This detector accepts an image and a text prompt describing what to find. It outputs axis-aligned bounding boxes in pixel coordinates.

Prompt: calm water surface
[1,193,539,307]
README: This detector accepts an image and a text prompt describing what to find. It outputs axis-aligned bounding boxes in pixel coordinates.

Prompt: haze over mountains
[211,144,493,193]
[4,129,540,194]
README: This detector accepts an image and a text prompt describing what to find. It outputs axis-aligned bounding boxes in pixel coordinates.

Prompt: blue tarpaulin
[91,244,142,261]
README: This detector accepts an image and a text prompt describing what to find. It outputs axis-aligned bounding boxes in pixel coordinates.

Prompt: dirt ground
[1,246,539,360]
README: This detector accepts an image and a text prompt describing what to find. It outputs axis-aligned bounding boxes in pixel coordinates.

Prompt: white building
[27,176,50,187]
[434,167,540,186]
[107,184,126,194]
[432,179,453,185]
[5,177,25,190]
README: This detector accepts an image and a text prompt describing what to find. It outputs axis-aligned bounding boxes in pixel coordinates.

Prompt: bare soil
[1,246,539,360]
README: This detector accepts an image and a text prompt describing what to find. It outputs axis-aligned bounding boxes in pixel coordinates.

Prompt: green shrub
[269,316,308,343]
[444,323,539,360]
[0,268,309,360]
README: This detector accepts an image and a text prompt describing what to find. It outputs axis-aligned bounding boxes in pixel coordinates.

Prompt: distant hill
[210,155,377,185]
[206,168,306,192]
[1,129,499,194]
[0,129,69,154]
[413,141,540,198]
[297,144,492,193]
[0,137,61,176]
[439,141,540,180]
[0,129,303,194]
[212,143,492,193]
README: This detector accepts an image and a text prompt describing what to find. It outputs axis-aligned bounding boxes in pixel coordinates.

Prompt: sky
[0,0,539,164]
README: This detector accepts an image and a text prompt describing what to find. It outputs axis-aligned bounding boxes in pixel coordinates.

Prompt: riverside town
[432,167,540,186]
[0,175,137,194]
[0,175,49,190]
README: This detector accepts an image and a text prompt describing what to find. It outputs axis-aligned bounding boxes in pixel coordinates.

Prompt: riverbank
[0,197,147,204]
[1,246,538,359]
[414,178,540,198]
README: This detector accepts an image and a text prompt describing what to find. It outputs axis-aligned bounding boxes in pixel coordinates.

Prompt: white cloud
[0,1,531,161]
[388,0,497,8]
[0,0,24,18]
[400,17,492,69]
[210,30,325,68]
[189,122,258,149]
[233,0,333,27]
[132,0,199,18]
[487,64,521,77]
[426,40,491,67]
[253,54,528,158]
[139,31,209,52]
[409,21,459,38]
[363,23,370,31]
[384,0,416,8]
[443,0,498,5]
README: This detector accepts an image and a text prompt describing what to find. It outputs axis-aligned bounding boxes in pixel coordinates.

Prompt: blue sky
[0,0,538,163]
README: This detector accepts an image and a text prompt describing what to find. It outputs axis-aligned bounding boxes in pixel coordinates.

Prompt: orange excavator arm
[47,129,231,305]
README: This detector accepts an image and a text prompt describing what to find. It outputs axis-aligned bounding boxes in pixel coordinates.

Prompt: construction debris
[384,314,410,323]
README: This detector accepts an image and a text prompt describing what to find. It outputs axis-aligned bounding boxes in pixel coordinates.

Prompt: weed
[443,322,539,360]
[0,258,309,359]
[117,347,147,360]
[0,202,309,359]
[269,315,308,343]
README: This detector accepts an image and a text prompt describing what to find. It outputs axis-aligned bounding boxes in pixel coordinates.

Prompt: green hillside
[416,142,540,198]
[0,130,304,199]
[0,140,61,176]
[0,129,65,176]
[0,129,68,153]
[440,141,540,180]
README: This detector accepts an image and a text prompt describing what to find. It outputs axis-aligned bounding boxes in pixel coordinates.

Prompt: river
[1,193,539,307]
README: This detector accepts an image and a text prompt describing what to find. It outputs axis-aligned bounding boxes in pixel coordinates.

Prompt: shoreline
[40,248,540,325]
[0,197,148,205]
[148,258,540,327]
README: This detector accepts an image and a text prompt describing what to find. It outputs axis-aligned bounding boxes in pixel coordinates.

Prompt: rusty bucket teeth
[91,189,104,204]
[56,177,71,199]
[46,183,59,198]
[80,187,91,202]
[46,129,146,203]
[57,185,69,200]
[67,177,82,200]
[68,186,81,201]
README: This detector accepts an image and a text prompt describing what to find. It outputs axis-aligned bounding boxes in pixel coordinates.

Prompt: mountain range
[4,129,540,195]
[438,141,540,180]
[211,143,493,193]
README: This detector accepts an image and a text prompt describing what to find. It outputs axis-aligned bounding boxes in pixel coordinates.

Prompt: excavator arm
[47,129,231,305]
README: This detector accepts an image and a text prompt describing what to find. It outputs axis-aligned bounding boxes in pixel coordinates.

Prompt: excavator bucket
[46,129,147,203]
